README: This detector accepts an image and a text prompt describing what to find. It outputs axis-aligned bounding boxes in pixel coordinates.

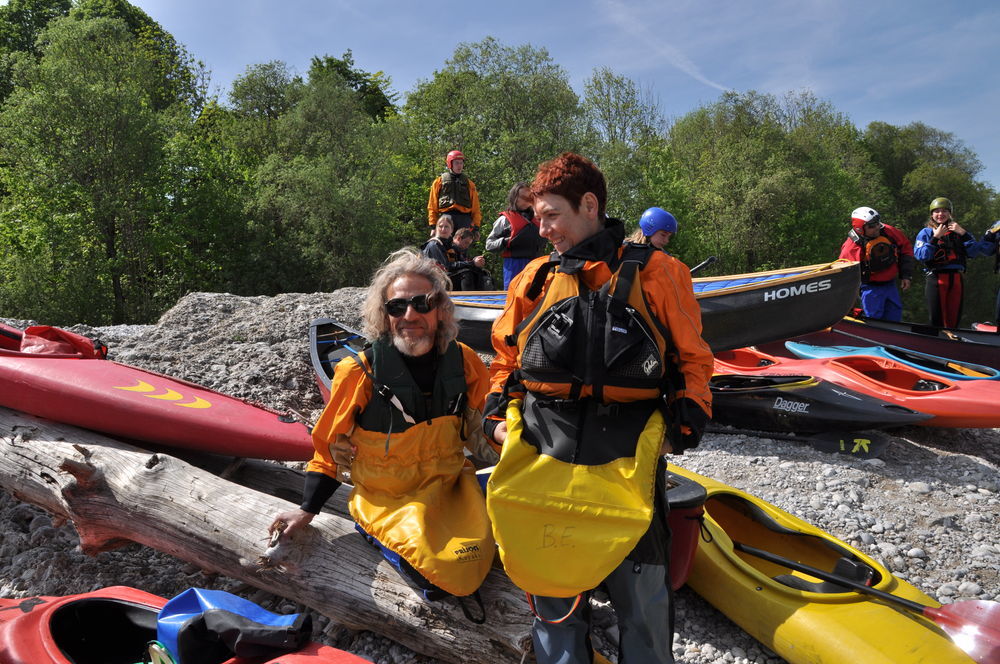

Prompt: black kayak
[710,373,932,433]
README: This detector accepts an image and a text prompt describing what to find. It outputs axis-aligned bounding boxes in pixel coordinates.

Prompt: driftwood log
[0,406,535,663]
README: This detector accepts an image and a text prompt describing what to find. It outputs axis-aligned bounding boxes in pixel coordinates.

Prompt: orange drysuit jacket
[427,174,482,229]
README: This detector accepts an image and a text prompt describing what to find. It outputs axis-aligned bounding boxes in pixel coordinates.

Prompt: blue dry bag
[156,588,311,664]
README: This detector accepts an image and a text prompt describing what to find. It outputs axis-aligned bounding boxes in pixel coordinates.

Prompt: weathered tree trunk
[0,407,534,663]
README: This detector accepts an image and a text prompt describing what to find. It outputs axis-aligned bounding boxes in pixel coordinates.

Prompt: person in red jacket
[838,206,914,322]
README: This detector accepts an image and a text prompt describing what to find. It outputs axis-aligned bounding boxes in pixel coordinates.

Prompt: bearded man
[272,248,496,601]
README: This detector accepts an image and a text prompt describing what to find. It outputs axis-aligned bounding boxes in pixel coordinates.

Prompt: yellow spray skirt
[487,399,663,597]
[348,415,494,597]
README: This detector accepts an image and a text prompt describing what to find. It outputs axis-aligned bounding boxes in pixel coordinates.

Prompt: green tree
[668,90,885,274]
[580,67,667,225]
[70,0,207,113]
[244,63,412,294]
[0,16,194,323]
[0,0,71,103]
[310,50,397,121]
[226,61,304,171]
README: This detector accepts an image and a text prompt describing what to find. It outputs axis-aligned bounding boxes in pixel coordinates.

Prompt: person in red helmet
[427,150,481,234]
[838,206,914,322]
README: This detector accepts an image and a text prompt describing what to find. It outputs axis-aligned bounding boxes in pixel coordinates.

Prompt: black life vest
[925,229,967,270]
[354,338,467,434]
[437,171,473,210]
[500,210,542,258]
[507,242,681,405]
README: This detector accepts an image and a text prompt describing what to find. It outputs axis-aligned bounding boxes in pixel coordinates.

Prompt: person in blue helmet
[628,207,678,251]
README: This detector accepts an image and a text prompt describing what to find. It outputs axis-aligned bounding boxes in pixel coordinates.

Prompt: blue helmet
[639,207,678,236]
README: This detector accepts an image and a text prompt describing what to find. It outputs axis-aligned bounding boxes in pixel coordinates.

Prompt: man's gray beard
[393,333,434,357]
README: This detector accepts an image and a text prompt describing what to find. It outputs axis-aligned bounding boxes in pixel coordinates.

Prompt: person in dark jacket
[449,228,493,290]
[421,214,454,270]
[977,219,1000,324]
[485,182,546,288]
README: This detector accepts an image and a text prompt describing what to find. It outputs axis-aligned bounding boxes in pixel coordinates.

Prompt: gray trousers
[531,558,674,664]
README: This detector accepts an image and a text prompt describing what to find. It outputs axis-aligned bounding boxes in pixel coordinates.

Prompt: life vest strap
[526,592,583,624]
[352,354,417,425]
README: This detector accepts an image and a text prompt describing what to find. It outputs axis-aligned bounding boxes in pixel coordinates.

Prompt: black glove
[674,397,709,454]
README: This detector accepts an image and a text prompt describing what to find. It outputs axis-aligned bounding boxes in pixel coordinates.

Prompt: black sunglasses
[385,294,436,317]
[864,220,880,228]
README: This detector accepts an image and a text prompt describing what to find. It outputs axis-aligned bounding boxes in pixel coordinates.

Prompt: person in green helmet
[913,197,983,328]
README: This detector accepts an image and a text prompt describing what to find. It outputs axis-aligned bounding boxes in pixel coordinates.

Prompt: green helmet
[929,197,953,213]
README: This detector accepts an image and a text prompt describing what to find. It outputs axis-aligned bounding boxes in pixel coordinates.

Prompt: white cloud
[596,0,730,92]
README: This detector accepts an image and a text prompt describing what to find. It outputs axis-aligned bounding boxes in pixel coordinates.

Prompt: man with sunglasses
[838,206,914,322]
[271,248,497,602]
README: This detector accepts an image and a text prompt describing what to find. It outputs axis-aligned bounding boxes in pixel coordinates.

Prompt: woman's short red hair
[531,152,606,218]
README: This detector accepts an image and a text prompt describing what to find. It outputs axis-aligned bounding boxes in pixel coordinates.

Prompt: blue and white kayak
[784,340,1000,381]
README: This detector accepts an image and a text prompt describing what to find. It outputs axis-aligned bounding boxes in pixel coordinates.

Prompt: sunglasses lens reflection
[386,295,433,317]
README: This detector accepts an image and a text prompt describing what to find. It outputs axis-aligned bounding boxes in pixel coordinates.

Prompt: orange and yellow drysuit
[482,220,713,599]
[306,339,494,597]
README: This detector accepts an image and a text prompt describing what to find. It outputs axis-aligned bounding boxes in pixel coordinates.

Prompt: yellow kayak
[671,464,973,663]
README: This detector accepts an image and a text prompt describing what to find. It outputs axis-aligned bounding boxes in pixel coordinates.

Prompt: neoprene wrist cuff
[300,471,341,514]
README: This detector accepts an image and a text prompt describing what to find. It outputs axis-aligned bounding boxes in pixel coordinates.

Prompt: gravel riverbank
[2,289,998,663]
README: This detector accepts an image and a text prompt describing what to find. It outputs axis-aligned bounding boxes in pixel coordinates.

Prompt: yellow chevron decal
[113,380,213,409]
[176,396,212,409]
[114,380,155,393]
[147,388,183,401]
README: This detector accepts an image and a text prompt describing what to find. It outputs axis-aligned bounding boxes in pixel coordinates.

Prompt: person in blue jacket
[913,197,982,328]
[978,219,1000,324]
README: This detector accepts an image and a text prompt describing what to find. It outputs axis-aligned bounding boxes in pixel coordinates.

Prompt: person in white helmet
[838,206,914,321]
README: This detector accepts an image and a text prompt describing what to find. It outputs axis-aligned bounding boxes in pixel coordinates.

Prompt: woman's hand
[492,421,508,445]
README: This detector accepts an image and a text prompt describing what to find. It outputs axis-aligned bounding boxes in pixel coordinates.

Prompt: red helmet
[446,150,465,169]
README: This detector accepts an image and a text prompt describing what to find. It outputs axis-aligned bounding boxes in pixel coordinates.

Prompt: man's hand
[270,508,315,539]
[473,255,486,268]
[900,278,911,291]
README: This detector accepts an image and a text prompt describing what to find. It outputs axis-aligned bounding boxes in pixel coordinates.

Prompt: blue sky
[128,1,999,190]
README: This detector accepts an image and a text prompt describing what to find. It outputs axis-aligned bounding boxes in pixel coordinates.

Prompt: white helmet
[851,206,881,229]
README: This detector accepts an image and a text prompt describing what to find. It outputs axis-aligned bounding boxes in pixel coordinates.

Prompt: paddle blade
[925,600,1000,664]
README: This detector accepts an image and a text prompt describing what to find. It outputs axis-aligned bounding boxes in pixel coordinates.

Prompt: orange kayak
[715,347,1000,428]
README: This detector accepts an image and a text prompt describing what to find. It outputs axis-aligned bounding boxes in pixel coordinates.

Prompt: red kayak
[0,323,313,460]
[0,586,366,664]
[715,347,1000,428]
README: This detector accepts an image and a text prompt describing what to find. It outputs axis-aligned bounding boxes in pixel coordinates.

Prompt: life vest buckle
[595,403,620,418]
[549,311,572,338]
